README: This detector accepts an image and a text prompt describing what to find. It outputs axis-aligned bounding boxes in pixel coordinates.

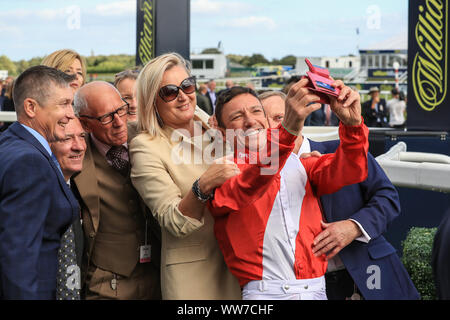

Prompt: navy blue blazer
[432,207,450,299]
[0,122,79,299]
[309,139,420,300]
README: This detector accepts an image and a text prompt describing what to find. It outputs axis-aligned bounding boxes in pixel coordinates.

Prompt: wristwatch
[192,178,214,202]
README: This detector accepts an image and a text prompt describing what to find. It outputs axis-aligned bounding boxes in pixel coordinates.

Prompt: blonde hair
[41,49,87,85]
[136,52,191,139]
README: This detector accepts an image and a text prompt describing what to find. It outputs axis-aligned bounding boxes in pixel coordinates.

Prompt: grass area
[87,73,116,83]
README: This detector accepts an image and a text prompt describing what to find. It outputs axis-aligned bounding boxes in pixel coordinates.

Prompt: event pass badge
[302,58,341,105]
[140,245,151,263]
[140,219,151,263]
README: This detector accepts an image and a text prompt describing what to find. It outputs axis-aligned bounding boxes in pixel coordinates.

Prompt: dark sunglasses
[158,76,196,102]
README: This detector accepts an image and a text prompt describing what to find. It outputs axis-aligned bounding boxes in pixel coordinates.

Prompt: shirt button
[284,284,290,290]
[304,285,309,290]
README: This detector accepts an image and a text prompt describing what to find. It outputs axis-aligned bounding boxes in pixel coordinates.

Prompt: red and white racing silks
[209,122,369,289]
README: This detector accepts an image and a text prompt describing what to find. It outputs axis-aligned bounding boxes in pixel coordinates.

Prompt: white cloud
[192,0,252,14]
[0,7,66,21]
[219,16,277,31]
[95,0,135,16]
[36,8,67,20]
[0,24,22,38]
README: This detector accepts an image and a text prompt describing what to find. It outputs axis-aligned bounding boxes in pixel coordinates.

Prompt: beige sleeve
[129,135,204,238]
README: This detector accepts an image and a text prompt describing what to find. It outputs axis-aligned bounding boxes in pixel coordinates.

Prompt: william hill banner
[407,0,450,131]
[136,0,155,66]
[136,0,190,67]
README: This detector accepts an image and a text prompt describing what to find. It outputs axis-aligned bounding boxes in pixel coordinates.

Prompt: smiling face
[50,117,86,180]
[64,58,84,92]
[219,93,268,150]
[32,85,75,143]
[155,65,196,132]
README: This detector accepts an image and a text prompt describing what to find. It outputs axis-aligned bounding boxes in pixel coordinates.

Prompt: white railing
[399,71,408,83]
[376,142,450,193]
[0,111,17,122]
[302,126,339,142]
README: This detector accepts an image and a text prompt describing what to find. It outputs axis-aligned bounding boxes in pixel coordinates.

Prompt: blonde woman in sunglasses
[129,53,241,300]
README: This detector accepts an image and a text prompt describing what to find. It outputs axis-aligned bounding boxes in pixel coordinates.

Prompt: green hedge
[401,227,438,300]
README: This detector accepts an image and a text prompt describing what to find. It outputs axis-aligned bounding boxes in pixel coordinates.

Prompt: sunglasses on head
[158,76,196,102]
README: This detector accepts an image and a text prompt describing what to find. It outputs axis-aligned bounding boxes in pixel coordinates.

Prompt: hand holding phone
[302,58,341,105]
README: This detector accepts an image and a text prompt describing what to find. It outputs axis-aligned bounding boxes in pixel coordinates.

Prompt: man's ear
[78,117,91,133]
[22,98,38,118]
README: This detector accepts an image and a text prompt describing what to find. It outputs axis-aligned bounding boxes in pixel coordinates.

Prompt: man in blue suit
[260,90,419,300]
[0,66,80,299]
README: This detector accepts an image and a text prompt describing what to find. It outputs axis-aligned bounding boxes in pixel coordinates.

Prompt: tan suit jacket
[129,109,241,300]
[72,132,161,300]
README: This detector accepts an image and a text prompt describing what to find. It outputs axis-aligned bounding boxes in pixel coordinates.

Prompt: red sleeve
[208,124,296,216]
[302,118,369,196]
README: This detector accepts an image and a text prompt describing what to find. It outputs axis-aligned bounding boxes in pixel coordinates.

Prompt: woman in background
[41,49,87,93]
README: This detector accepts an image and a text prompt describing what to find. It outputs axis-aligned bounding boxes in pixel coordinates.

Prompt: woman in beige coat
[129,53,241,299]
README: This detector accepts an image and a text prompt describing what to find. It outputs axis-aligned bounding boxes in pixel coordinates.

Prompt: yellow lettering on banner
[138,0,154,64]
[412,0,448,111]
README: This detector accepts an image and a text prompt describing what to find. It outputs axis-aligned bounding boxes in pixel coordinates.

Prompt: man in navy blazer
[260,90,419,300]
[0,66,79,299]
[432,207,450,299]
[308,139,419,299]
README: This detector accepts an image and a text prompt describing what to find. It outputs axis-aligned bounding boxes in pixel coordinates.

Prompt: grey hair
[73,90,88,116]
[114,68,139,87]
[73,81,122,116]
[258,90,287,101]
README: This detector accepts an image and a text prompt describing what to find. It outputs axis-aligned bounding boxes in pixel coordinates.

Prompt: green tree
[240,54,269,67]
[87,60,127,74]
[15,60,30,74]
[0,55,18,75]
[278,55,297,67]
[201,48,222,54]
[226,54,246,65]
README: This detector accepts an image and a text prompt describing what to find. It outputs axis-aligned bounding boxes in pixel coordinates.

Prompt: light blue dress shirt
[20,123,63,177]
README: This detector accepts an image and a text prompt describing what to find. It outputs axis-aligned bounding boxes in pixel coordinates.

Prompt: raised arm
[303,80,369,196]
[210,78,324,216]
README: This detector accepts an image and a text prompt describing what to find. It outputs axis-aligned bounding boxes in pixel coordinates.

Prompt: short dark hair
[13,65,75,115]
[391,88,399,96]
[214,86,261,128]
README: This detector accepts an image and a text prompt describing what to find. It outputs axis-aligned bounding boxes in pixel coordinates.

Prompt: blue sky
[0,0,408,61]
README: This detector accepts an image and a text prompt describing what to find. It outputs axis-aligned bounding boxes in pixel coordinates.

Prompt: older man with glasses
[71,81,161,300]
